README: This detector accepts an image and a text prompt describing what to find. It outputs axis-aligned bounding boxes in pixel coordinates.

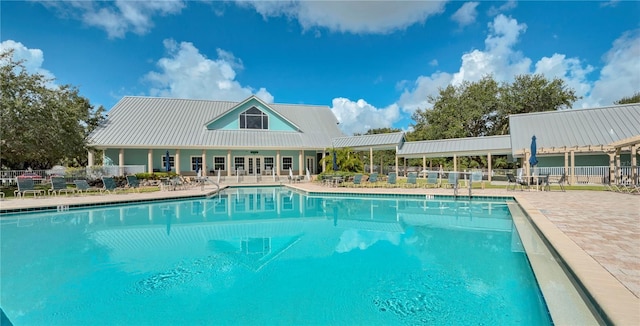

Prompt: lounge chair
[366,173,379,187]
[442,172,460,189]
[14,177,45,198]
[126,175,141,192]
[101,176,122,194]
[506,173,518,191]
[405,172,418,188]
[74,180,101,195]
[348,173,363,187]
[48,176,76,196]
[425,172,439,188]
[385,172,397,187]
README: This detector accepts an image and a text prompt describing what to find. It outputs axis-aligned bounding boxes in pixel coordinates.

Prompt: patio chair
[425,172,439,188]
[442,172,459,189]
[405,172,418,188]
[14,177,45,198]
[366,173,379,187]
[74,180,101,195]
[348,173,363,187]
[48,176,76,196]
[547,174,567,192]
[385,172,397,187]
[101,176,122,194]
[126,175,141,192]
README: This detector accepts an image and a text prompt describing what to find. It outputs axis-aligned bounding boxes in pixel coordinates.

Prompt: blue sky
[2,1,639,135]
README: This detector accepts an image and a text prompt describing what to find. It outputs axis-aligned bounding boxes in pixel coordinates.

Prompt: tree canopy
[408,74,579,141]
[0,49,105,170]
[614,92,640,105]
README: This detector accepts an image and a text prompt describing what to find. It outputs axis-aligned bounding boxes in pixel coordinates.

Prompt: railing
[0,165,146,186]
[375,165,639,185]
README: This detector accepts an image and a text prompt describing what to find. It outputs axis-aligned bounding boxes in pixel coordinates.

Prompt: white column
[201,149,207,176]
[276,150,281,176]
[570,150,576,185]
[118,148,124,176]
[564,151,569,179]
[370,147,374,174]
[487,152,492,182]
[175,149,181,175]
[147,149,153,173]
[299,150,303,176]
[422,156,426,173]
[453,154,457,172]
[631,145,638,185]
[227,150,232,177]
[394,146,399,176]
[88,151,94,167]
[615,148,621,184]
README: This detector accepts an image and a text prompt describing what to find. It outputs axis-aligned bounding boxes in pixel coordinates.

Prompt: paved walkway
[1,181,638,323]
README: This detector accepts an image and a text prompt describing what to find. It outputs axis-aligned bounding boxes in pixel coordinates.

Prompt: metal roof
[398,135,512,158]
[509,103,640,155]
[89,96,345,149]
[332,132,405,150]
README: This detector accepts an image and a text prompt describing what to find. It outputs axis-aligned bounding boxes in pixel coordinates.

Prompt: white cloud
[397,72,453,114]
[487,0,517,16]
[587,29,640,107]
[39,0,185,39]
[330,98,400,135]
[451,2,479,28]
[236,0,447,34]
[144,39,274,103]
[0,40,57,83]
[534,53,594,105]
[452,14,530,85]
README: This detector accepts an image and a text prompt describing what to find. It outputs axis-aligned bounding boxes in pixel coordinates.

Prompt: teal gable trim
[206,98,298,132]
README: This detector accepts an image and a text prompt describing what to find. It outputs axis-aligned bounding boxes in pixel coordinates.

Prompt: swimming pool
[1,186,552,325]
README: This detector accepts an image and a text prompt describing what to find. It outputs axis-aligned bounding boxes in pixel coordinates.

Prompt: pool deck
[1,181,638,324]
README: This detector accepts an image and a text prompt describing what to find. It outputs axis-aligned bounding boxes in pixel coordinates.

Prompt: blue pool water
[0,187,551,325]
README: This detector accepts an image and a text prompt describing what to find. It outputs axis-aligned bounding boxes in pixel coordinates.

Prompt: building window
[213,156,226,171]
[191,156,203,172]
[263,157,275,171]
[234,157,245,172]
[282,157,293,171]
[162,155,175,170]
[240,107,268,130]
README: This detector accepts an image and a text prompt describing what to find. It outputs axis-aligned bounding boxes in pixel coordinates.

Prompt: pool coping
[514,195,639,326]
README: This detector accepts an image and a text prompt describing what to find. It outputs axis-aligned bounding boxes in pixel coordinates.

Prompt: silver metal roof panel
[508,104,640,155]
[398,135,512,158]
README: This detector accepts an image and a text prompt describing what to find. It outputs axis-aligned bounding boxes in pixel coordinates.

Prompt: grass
[0,185,161,199]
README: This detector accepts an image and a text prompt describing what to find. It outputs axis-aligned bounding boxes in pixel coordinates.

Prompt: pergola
[331,132,405,173]
[397,135,512,181]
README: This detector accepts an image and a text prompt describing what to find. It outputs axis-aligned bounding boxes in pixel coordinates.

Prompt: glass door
[247,157,262,175]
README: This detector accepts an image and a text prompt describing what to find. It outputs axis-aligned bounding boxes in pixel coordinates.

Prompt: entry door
[247,157,262,175]
[306,156,316,174]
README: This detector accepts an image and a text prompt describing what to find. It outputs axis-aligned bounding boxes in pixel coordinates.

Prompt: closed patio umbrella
[165,151,171,172]
[529,136,538,167]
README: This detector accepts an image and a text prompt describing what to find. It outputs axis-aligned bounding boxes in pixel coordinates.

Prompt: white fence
[0,165,146,186]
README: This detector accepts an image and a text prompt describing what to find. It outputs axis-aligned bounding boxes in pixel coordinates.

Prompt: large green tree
[0,49,105,169]
[409,74,578,140]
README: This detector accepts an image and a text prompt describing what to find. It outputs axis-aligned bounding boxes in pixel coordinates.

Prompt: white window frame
[162,155,175,170]
[213,156,226,171]
[234,156,246,172]
[239,106,269,130]
[190,156,203,172]
[282,157,293,171]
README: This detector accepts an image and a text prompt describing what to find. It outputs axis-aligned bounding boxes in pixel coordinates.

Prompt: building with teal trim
[88,95,345,177]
